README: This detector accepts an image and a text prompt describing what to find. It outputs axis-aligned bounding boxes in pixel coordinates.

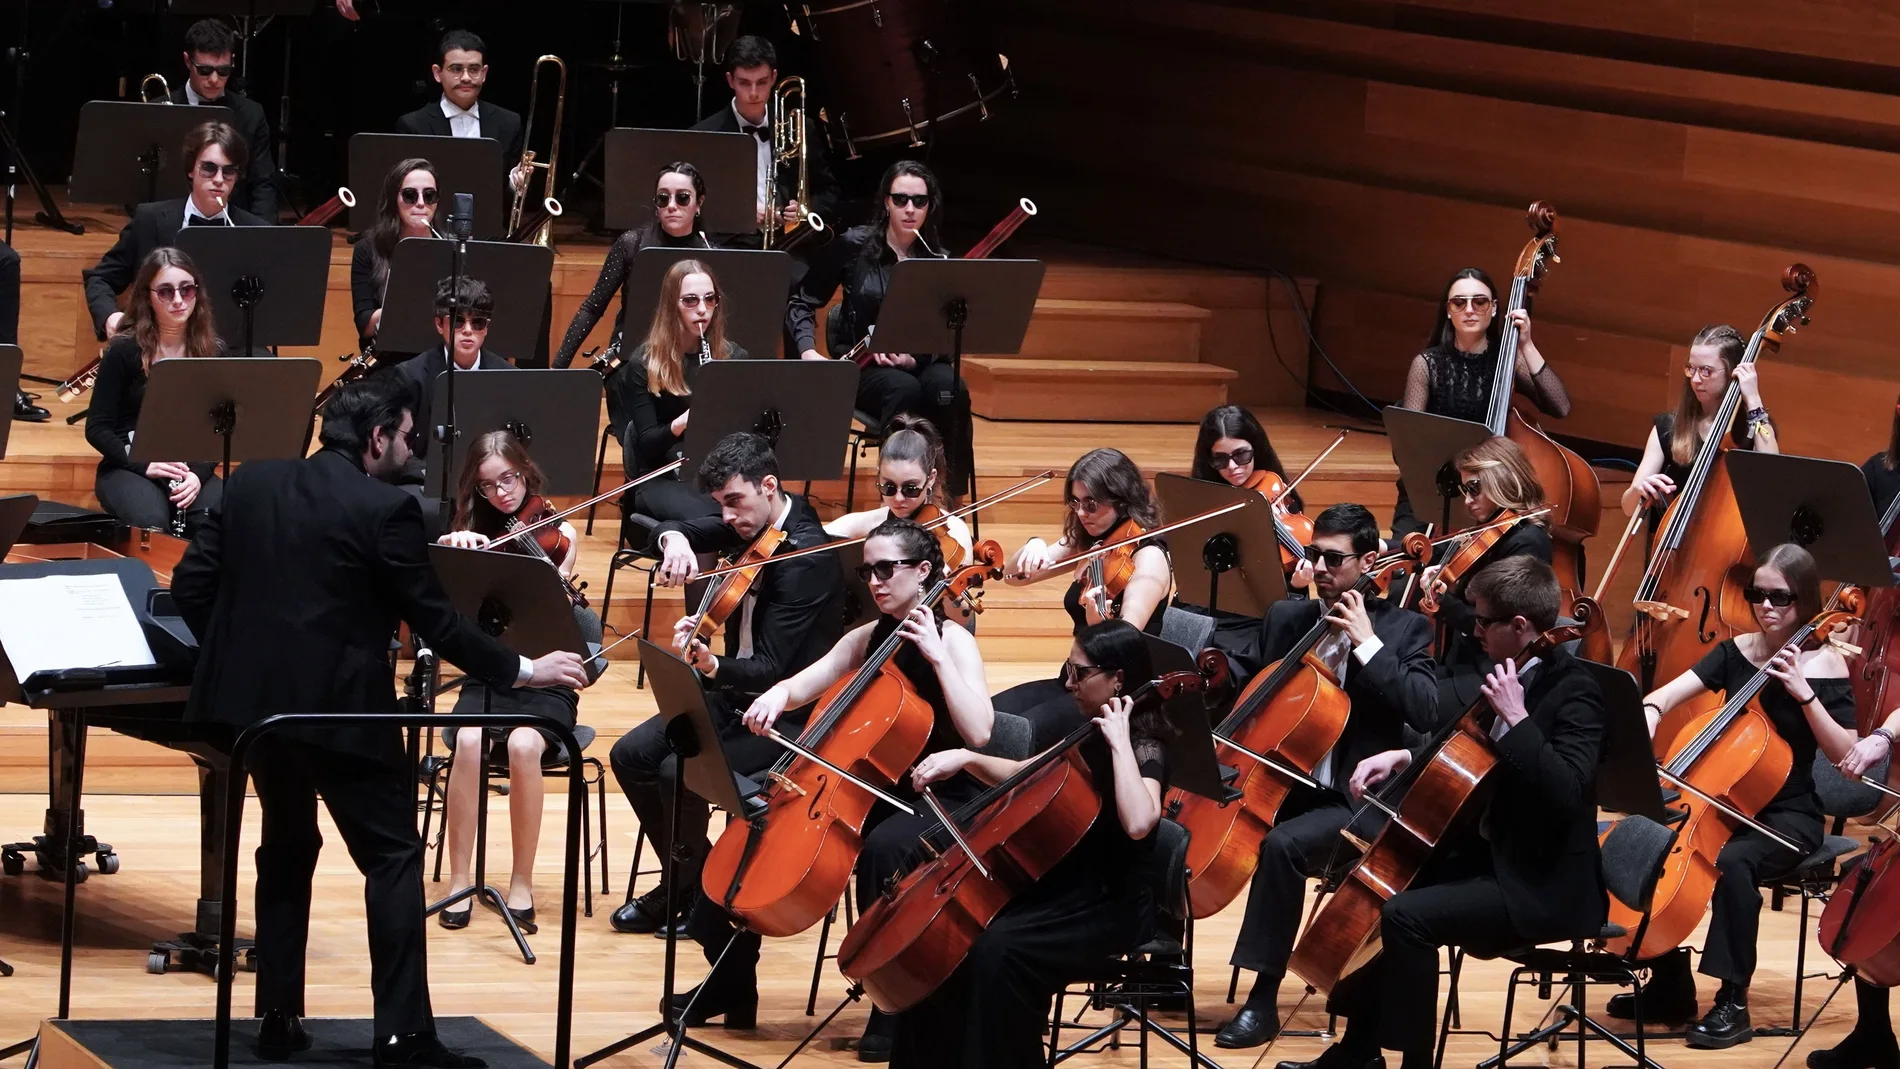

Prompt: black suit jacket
[653,493,843,699]
[81,198,271,337]
[392,344,515,481]
[168,87,280,221]
[171,447,521,760]
[691,103,841,247]
[395,99,525,177]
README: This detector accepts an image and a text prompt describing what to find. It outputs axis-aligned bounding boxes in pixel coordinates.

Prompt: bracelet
[1746,406,1770,422]
[1642,702,1662,718]
[1875,728,1896,747]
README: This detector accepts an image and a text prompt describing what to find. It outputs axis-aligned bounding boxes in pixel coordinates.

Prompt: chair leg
[579,768,594,918]
[1433,951,1465,1069]
[592,758,611,896]
[586,427,610,535]
[807,904,835,1017]
[637,565,657,690]
[429,759,451,883]
[600,553,622,636]
[1048,989,1065,1068]
[624,830,645,907]
[846,437,860,513]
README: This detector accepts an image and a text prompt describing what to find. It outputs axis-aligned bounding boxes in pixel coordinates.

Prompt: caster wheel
[242,949,257,972]
[70,861,89,884]
[96,852,119,875]
[147,952,168,975]
[2,851,21,877]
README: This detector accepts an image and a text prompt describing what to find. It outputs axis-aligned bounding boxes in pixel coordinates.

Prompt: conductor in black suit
[171,19,280,222]
[689,35,840,251]
[394,30,527,193]
[171,377,588,1067]
[81,120,269,339]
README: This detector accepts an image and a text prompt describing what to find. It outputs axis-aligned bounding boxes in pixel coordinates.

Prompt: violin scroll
[945,539,1006,615]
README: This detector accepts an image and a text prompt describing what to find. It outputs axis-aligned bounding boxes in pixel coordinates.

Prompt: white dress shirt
[1307,618,1386,789]
[440,95,481,139]
[733,101,771,212]
[183,199,232,228]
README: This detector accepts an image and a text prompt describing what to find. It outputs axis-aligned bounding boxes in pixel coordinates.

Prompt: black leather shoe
[506,901,537,935]
[254,1011,311,1060]
[663,982,758,1029]
[1605,966,1699,1023]
[1275,1049,1385,1069]
[1686,994,1753,1050]
[1809,1030,1900,1069]
[437,903,472,930]
[610,886,673,934]
[1216,1006,1280,1049]
[374,1032,487,1067]
[857,1007,895,1062]
[13,391,47,423]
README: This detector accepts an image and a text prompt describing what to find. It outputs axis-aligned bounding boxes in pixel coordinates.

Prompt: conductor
[171,377,589,1067]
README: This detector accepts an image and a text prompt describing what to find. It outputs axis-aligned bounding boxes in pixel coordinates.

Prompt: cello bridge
[1632,600,1689,622]
[766,770,808,798]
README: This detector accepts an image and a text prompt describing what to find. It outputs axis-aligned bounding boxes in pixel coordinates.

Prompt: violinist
[825,414,974,620]
[552,162,718,370]
[433,431,602,932]
[606,432,843,935]
[1389,267,1573,539]
[668,518,993,1057]
[351,158,439,353]
[1214,504,1440,1050]
[1187,404,1312,636]
[1623,325,1777,524]
[1421,437,1551,685]
[1812,710,1900,1069]
[1861,394,1900,518]
[895,618,1169,1069]
[610,259,745,531]
[1290,556,1605,1069]
[1617,543,1858,1047]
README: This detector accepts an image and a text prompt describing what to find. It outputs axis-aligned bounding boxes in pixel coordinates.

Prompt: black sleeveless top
[1421,346,1504,424]
[866,611,969,800]
[1653,412,1753,496]
[1061,532,1170,637]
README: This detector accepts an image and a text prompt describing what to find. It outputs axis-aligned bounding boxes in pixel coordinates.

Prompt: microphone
[450,192,475,241]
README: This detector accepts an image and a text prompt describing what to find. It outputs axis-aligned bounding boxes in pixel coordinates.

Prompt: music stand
[0,493,37,556]
[173,226,332,357]
[575,639,764,1069]
[1577,660,1669,822]
[127,358,321,480]
[0,345,19,460]
[682,361,859,483]
[620,248,793,361]
[379,238,554,365]
[1151,473,1286,617]
[1727,452,1895,588]
[346,133,506,237]
[1142,636,1228,803]
[602,128,760,234]
[1383,407,1491,537]
[68,101,228,206]
[424,369,602,499]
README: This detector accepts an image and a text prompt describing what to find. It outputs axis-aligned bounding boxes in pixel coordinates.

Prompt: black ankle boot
[1810,1029,1900,1069]
[1606,950,1698,1023]
[1687,984,1753,1050]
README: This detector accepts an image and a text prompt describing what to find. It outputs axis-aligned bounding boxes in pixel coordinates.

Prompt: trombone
[764,75,825,250]
[507,55,567,247]
[140,73,172,104]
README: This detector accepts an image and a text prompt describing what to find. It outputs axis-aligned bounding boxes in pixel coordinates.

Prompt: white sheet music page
[0,573,157,680]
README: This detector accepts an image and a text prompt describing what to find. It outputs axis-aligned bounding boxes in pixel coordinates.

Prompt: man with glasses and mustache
[82,121,270,340]
[1211,503,1442,1050]
[395,30,527,193]
[169,19,279,221]
[392,276,516,528]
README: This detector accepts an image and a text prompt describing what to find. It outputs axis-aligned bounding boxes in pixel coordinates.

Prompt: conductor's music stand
[1727,451,1896,589]
[423,369,602,499]
[173,226,332,357]
[379,238,555,365]
[602,128,760,234]
[128,358,322,480]
[1151,473,1287,617]
[0,344,20,460]
[68,101,228,206]
[620,247,794,361]
[682,361,859,483]
[346,133,507,238]
[1383,406,1492,539]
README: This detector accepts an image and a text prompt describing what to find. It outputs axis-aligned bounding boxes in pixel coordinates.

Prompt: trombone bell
[508,55,567,246]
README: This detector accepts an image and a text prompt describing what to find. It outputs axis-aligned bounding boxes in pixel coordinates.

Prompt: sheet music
[0,573,156,680]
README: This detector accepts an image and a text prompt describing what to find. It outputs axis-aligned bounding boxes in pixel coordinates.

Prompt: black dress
[1647,412,1756,537]
[552,225,715,369]
[610,339,747,529]
[85,335,224,534]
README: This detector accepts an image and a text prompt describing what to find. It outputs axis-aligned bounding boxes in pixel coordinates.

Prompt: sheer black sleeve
[1516,362,1573,419]
[553,229,643,369]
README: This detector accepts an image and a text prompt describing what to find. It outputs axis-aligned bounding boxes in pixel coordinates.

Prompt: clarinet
[168,478,188,537]
[698,329,712,366]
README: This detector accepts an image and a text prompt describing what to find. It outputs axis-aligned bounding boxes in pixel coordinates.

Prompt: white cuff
[1351,635,1385,665]
[515,655,533,687]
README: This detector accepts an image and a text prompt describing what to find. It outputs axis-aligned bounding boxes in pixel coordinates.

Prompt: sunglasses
[856,557,925,582]
[886,193,931,209]
[1209,446,1254,470]
[400,186,439,206]
[1301,546,1352,568]
[195,160,241,180]
[192,63,234,78]
[1067,496,1106,515]
[653,190,696,208]
[151,281,198,302]
[403,426,425,451]
[1743,587,1798,607]
[1448,295,1494,311]
[449,314,490,331]
[1062,661,1107,685]
[679,293,720,310]
[1459,478,1486,498]
[877,479,928,499]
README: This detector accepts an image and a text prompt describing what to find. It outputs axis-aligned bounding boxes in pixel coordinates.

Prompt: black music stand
[1143,635,1229,803]
[0,344,19,459]
[127,358,321,480]
[346,133,507,237]
[682,360,859,483]
[68,101,228,206]
[602,128,760,234]
[423,369,601,499]
[1384,407,1492,538]
[379,238,555,365]
[575,639,764,1069]
[620,247,794,361]
[1578,660,1669,821]
[1152,473,1286,617]
[173,226,332,357]
[0,493,35,556]
[425,544,588,963]
[1728,451,1896,588]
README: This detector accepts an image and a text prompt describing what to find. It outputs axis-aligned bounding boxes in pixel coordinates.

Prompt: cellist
[1622,325,1777,527]
[1213,504,1440,1051]
[1811,709,1900,1069]
[1282,556,1606,1069]
[1616,543,1858,1047]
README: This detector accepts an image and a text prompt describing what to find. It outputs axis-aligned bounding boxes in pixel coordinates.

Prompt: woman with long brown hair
[1623,324,1777,521]
[85,246,224,534]
[349,157,438,350]
[1861,393,1900,522]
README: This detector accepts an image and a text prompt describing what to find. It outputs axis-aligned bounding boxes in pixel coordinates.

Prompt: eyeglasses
[877,479,928,499]
[449,314,490,331]
[1448,295,1494,311]
[1209,446,1254,470]
[1685,364,1724,381]
[403,426,424,451]
[152,281,198,302]
[886,193,931,209]
[443,63,486,77]
[1301,546,1351,568]
[1062,661,1107,685]
[195,160,241,180]
[1472,612,1510,630]
[679,293,720,310]
[399,186,439,206]
[1743,586,1798,607]
[192,63,234,78]
[652,190,696,208]
[475,470,523,498]
[856,557,926,583]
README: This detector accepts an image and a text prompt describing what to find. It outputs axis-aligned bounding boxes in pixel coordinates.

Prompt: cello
[1819,828,1900,986]
[698,542,1005,938]
[1617,265,1817,754]
[1852,489,1900,737]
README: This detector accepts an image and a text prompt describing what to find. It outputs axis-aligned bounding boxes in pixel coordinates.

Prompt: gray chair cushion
[1816,751,1891,819]
[979,712,1035,760]
[1158,606,1217,655]
[1600,814,1676,913]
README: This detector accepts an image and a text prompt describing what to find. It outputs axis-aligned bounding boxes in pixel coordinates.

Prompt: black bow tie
[186,215,223,227]
[741,123,768,142]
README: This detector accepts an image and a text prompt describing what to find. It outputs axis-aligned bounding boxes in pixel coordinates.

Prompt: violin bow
[1008,499,1250,582]
[1273,429,1351,508]
[484,458,688,551]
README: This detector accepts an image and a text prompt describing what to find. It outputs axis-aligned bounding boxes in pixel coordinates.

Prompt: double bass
[1852,489,1900,738]
[1617,265,1817,754]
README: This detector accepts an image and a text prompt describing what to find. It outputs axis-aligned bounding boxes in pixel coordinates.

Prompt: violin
[908,503,968,570]
[1851,491,1900,737]
[699,542,1006,938]
[1819,833,1900,986]
[837,653,1229,1012]
[1241,468,1314,575]
[495,494,589,609]
[1418,506,1549,615]
[1084,516,1148,620]
[1604,595,1861,962]
[1367,531,1435,601]
[687,524,790,651]
[1616,265,1817,754]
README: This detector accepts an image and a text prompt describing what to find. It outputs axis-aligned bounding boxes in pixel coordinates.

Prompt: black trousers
[0,240,19,345]
[627,477,721,529]
[95,465,223,535]
[247,733,432,1037]
[1698,803,1822,986]
[1230,787,1354,978]
[857,362,972,489]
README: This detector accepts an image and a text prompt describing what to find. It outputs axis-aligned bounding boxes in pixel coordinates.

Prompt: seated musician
[1816,712,1900,1069]
[1286,555,1606,1069]
[690,35,840,249]
[825,414,974,623]
[1861,393,1900,518]
[85,247,224,535]
[668,518,993,1058]
[351,157,440,352]
[999,448,1172,735]
[1619,542,1858,1046]
[553,162,718,370]
[1624,324,1777,523]
[789,160,972,496]
[607,432,843,935]
[609,258,744,533]
[394,30,527,191]
[172,19,279,221]
[1389,267,1573,539]
[434,431,602,934]
[82,120,269,339]
[392,276,513,493]
[1420,436,1551,686]
[893,618,1168,1068]
[1214,503,1440,1049]
[1185,404,1313,647]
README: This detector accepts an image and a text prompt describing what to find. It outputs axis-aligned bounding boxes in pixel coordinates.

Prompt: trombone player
[691,35,839,253]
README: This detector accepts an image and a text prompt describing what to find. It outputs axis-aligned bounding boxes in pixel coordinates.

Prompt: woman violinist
[1615,543,1859,1047]
[1185,404,1312,636]
[1419,437,1551,684]
[894,618,1169,1069]
[432,431,603,931]
[825,415,974,622]
[1811,709,1900,1069]
[350,157,438,352]
[1623,325,1777,524]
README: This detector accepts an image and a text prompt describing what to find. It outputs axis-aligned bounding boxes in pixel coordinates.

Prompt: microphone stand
[438,194,474,519]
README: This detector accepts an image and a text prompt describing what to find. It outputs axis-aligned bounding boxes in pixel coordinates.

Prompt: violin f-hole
[1693,585,1717,643]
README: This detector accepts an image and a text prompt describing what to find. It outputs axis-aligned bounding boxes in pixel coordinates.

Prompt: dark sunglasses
[151,281,198,302]
[1459,478,1485,498]
[1062,660,1110,686]
[448,314,490,331]
[886,192,931,209]
[856,557,925,582]
[195,160,241,180]
[877,479,928,499]
[679,293,720,310]
[403,426,425,451]
[1448,295,1494,311]
[1743,587,1798,607]
[653,190,696,208]
[192,63,234,78]
[1473,612,1511,630]
[1301,546,1351,568]
[399,186,439,206]
[1209,446,1254,469]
